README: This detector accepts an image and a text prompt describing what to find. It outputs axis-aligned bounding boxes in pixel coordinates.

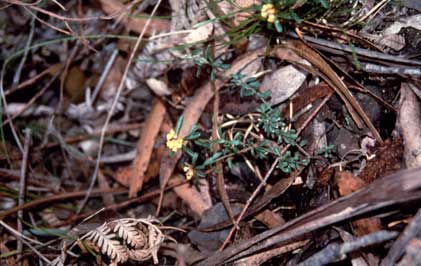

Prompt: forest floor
[1,0,421,265]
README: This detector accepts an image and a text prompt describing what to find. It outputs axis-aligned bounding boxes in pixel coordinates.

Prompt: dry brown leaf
[218,0,257,26]
[383,14,421,35]
[101,56,125,100]
[98,170,115,206]
[115,99,166,197]
[380,34,406,51]
[399,83,421,168]
[362,33,406,51]
[336,171,381,236]
[233,240,308,266]
[146,78,172,96]
[183,23,214,44]
[170,175,212,216]
[0,241,17,266]
[255,210,285,229]
[99,0,170,36]
[64,66,86,103]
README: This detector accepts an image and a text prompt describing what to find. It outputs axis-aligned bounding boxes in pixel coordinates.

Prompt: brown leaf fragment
[399,83,421,168]
[99,0,170,36]
[64,66,86,103]
[255,210,286,229]
[282,83,333,118]
[233,240,308,266]
[98,170,115,206]
[381,34,406,51]
[115,99,166,197]
[336,171,381,236]
[0,241,17,266]
[171,175,212,217]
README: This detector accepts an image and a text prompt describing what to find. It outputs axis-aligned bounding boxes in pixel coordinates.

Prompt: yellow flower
[166,129,183,152]
[183,164,194,180]
[261,3,276,23]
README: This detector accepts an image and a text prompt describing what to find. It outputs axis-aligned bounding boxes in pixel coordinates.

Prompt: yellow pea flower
[166,129,183,152]
[261,3,276,23]
[267,14,276,23]
[183,164,194,180]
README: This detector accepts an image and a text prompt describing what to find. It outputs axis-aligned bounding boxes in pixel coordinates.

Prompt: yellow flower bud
[166,129,183,152]
[261,3,277,23]
[183,164,194,180]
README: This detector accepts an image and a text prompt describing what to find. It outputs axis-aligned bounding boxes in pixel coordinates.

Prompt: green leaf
[185,124,200,140]
[202,152,222,167]
[193,18,218,29]
[183,146,196,158]
[195,139,212,149]
[175,115,184,135]
[319,0,329,9]
[227,158,233,169]
[289,10,302,23]
[277,12,292,20]
[196,170,205,177]
[185,132,201,140]
[256,90,271,100]
[274,19,283,33]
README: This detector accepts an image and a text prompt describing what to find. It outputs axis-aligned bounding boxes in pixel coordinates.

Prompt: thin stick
[5,0,114,21]
[77,0,163,214]
[17,129,31,264]
[0,14,35,153]
[1,68,62,127]
[0,187,127,220]
[0,220,50,264]
[91,49,119,102]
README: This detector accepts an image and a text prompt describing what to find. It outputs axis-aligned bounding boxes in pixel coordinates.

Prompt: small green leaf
[196,170,205,177]
[289,10,302,23]
[319,0,329,9]
[183,146,195,158]
[202,152,222,167]
[185,124,200,140]
[227,158,233,169]
[195,139,212,149]
[185,132,201,140]
[175,115,184,135]
[193,18,217,29]
[274,19,283,33]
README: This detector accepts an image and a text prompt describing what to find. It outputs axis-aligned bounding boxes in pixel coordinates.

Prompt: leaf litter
[1,1,421,265]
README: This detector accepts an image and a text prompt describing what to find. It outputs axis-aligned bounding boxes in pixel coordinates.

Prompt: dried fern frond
[78,217,167,265]
[112,219,147,249]
[83,223,130,265]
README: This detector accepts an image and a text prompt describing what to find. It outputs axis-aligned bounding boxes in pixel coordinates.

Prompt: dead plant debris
[0,1,421,265]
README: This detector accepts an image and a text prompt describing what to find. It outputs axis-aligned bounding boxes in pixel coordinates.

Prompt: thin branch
[17,129,31,264]
[298,230,398,266]
[0,220,50,264]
